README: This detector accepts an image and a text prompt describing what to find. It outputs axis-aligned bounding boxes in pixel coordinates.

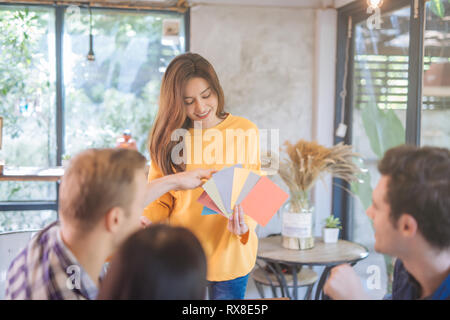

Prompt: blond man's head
[59,148,147,233]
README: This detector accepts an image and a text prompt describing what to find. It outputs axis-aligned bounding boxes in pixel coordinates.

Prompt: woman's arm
[141,168,215,228]
[144,168,215,208]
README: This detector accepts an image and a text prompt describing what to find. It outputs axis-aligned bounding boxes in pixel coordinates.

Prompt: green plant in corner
[430,0,450,18]
[324,215,342,229]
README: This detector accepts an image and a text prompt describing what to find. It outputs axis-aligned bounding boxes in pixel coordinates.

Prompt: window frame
[332,0,425,240]
[0,3,190,216]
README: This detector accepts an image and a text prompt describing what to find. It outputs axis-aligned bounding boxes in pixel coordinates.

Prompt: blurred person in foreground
[97,224,206,300]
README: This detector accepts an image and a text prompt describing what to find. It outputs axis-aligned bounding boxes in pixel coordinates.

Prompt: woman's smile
[195,109,211,120]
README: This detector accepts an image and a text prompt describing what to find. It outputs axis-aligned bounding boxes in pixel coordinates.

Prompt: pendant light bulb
[367,0,383,9]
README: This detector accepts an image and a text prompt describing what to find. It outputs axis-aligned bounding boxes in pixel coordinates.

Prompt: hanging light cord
[338,16,352,135]
[89,6,93,36]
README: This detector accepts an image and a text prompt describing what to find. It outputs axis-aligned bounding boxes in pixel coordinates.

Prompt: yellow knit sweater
[143,113,261,281]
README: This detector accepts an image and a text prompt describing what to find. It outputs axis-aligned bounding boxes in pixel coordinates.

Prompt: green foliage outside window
[0,5,185,233]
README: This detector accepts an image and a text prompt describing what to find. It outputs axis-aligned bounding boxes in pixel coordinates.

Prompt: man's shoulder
[4,222,70,300]
[4,243,31,299]
[393,259,450,300]
[7,223,58,271]
[430,270,450,300]
[392,259,422,300]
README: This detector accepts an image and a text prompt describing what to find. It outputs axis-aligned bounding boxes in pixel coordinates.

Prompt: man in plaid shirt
[4,148,213,300]
[5,221,100,300]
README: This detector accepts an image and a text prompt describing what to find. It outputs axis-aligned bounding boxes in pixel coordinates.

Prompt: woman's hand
[144,168,215,210]
[228,204,249,236]
[173,168,215,190]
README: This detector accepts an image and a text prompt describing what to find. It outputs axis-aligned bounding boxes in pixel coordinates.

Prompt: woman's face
[183,77,221,129]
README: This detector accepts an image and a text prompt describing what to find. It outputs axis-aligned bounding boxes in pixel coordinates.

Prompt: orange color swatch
[240,176,289,227]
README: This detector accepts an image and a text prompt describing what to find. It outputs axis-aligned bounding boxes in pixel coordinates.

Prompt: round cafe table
[256,236,369,300]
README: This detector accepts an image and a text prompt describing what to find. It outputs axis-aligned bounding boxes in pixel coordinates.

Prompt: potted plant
[278,140,361,250]
[62,154,71,169]
[323,215,342,243]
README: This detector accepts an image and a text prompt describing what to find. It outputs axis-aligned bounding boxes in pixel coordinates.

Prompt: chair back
[0,230,39,299]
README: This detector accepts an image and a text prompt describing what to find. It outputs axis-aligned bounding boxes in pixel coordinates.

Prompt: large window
[349,4,410,299]
[64,8,185,158]
[0,4,187,233]
[0,5,58,232]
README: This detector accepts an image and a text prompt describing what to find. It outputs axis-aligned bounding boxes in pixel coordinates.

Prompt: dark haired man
[324,145,450,300]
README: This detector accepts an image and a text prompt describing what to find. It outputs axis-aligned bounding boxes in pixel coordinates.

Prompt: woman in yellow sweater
[142,53,260,300]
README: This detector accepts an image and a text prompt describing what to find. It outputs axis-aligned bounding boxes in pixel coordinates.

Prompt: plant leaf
[430,0,445,18]
[361,101,405,158]
[351,171,373,211]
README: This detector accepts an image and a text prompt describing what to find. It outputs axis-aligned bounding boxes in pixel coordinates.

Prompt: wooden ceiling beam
[0,0,189,12]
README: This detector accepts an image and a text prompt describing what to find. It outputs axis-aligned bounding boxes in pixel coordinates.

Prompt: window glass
[0,5,57,203]
[64,8,186,159]
[350,6,410,297]
[421,0,450,148]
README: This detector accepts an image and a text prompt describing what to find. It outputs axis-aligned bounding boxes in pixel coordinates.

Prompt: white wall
[190,4,314,145]
[311,9,337,236]
[190,4,317,240]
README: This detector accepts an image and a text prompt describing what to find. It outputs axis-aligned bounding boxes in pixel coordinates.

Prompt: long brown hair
[148,53,227,175]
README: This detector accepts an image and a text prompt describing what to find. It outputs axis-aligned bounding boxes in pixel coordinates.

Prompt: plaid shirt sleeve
[5,247,31,300]
[4,223,94,300]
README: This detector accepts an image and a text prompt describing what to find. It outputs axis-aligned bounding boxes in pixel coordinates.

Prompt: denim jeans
[207,273,250,300]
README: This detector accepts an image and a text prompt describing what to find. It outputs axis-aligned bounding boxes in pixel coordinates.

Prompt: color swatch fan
[197,164,289,227]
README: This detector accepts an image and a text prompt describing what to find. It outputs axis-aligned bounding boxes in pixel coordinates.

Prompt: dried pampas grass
[279,140,362,212]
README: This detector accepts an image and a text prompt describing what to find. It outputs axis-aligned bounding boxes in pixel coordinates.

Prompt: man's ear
[397,213,418,238]
[104,207,125,233]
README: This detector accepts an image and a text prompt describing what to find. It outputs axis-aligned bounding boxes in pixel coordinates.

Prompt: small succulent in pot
[323,215,342,243]
[324,215,342,229]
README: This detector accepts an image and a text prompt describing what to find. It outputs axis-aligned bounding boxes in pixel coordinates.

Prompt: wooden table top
[257,236,369,266]
[0,167,64,182]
